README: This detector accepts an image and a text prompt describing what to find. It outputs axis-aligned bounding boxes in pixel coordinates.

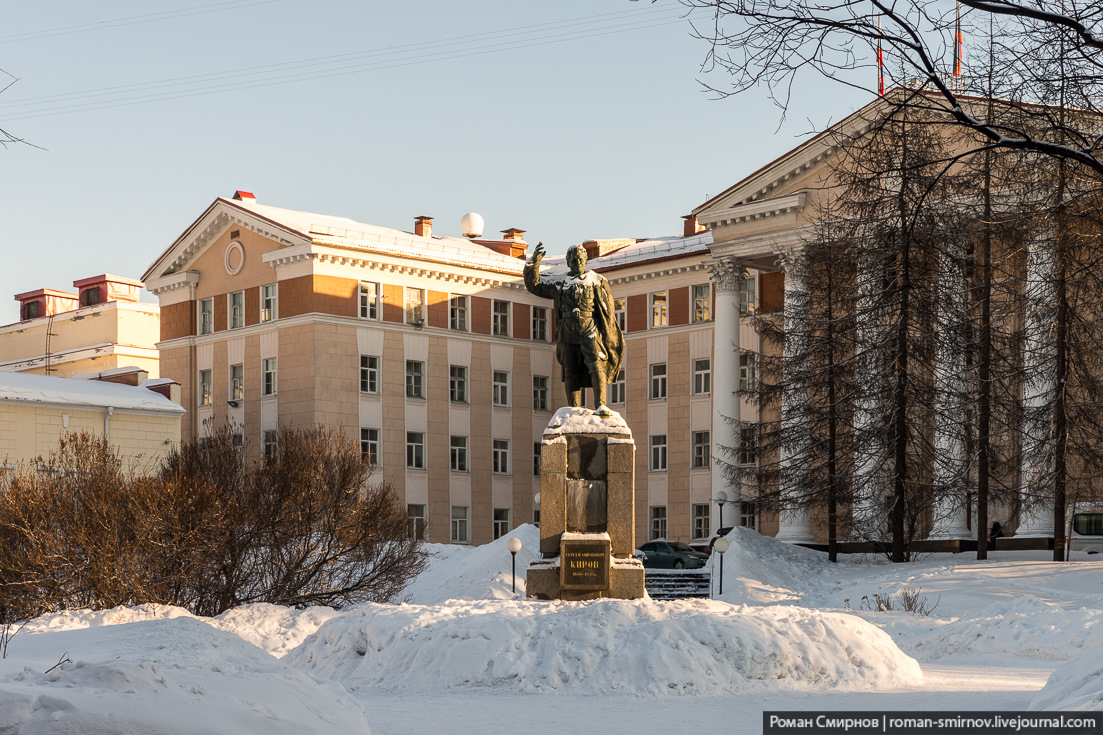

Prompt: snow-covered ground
[2,525,1101,734]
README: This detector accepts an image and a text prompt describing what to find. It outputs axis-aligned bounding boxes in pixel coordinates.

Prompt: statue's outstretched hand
[532,242,545,264]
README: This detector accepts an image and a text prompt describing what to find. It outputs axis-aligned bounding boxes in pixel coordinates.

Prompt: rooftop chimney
[683,214,705,238]
[501,228,525,242]
[232,190,256,202]
[415,216,433,238]
[73,274,143,306]
[14,288,79,321]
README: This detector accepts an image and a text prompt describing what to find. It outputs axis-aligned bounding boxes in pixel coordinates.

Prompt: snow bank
[288,598,922,696]
[0,617,371,734]
[1030,646,1103,710]
[402,524,542,605]
[711,527,836,605]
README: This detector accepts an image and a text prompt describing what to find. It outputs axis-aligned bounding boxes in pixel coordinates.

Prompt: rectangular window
[199,369,212,406]
[692,430,710,469]
[533,508,541,528]
[360,281,380,320]
[533,376,549,411]
[534,442,541,477]
[199,298,213,335]
[406,360,424,398]
[740,502,757,529]
[649,363,667,400]
[493,508,510,540]
[261,284,277,322]
[492,299,510,337]
[262,357,277,396]
[406,432,425,469]
[493,371,510,407]
[650,292,668,328]
[607,368,626,405]
[449,295,468,331]
[230,291,244,329]
[692,284,711,322]
[740,352,757,392]
[361,427,380,466]
[614,298,626,331]
[650,434,667,471]
[532,306,548,341]
[449,365,467,403]
[693,504,710,540]
[693,358,711,395]
[408,504,426,540]
[740,276,756,316]
[493,439,510,475]
[405,287,425,325]
[230,364,244,401]
[740,424,757,466]
[450,435,469,472]
[360,355,380,394]
[262,429,278,458]
[650,506,667,541]
[451,506,470,544]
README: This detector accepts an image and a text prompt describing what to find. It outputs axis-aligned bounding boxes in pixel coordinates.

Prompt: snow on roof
[225,198,527,276]
[0,371,185,414]
[589,231,712,271]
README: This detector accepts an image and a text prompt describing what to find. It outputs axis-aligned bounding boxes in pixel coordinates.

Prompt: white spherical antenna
[460,212,484,238]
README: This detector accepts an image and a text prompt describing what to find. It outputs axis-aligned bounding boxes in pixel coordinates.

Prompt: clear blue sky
[1,0,864,324]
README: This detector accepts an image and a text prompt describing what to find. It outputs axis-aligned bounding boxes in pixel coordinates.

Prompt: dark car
[706,527,736,555]
[636,541,709,569]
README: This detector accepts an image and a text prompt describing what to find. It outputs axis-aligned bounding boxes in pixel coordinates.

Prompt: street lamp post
[712,536,730,597]
[507,537,523,593]
[714,490,729,533]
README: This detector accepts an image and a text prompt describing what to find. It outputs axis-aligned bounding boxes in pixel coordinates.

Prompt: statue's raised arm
[523,242,556,300]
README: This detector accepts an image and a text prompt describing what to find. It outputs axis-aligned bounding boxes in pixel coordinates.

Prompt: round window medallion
[225,241,245,275]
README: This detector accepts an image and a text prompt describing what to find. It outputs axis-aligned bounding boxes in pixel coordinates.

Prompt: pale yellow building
[2,275,160,378]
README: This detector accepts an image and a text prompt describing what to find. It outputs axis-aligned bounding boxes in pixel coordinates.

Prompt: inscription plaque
[560,539,610,590]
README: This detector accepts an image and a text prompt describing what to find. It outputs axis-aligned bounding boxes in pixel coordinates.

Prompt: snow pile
[402,524,541,605]
[1030,646,1103,710]
[288,598,922,696]
[711,527,837,605]
[0,617,371,734]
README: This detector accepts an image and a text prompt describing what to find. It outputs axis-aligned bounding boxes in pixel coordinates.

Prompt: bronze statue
[524,243,623,414]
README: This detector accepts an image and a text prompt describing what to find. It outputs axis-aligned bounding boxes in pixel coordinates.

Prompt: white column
[776,250,813,543]
[708,259,742,533]
[851,245,886,539]
[930,241,971,539]
[1018,234,1056,537]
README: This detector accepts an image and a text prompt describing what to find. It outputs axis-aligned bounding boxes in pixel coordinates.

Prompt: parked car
[636,541,709,569]
[705,527,735,556]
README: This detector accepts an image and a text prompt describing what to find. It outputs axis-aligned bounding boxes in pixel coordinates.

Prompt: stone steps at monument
[644,570,713,600]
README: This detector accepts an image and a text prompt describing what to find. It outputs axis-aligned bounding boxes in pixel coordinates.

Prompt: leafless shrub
[898,586,939,616]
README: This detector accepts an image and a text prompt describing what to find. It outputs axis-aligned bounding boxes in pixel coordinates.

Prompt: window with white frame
[692,430,710,469]
[650,506,667,540]
[262,357,277,396]
[449,295,468,331]
[493,508,510,540]
[492,371,510,406]
[740,275,756,315]
[650,292,667,328]
[408,504,426,540]
[533,376,549,411]
[693,504,710,540]
[406,432,425,469]
[492,299,510,336]
[199,298,213,335]
[451,505,470,544]
[406,360,424,398]
[360,281,380,320]
[199,370,212,406]
[230,290,244,329]
[739,352,757,392]
[649,363,667,400]
[692,283,711,322]
[449,365,467,403]
[405,287,425,325]
[740,424,757,466]
[693,358,711,395]
[614,298,626,331]
[361,428,380,466]
[230,364,244,401]
[450,435,469,472]
[261,284,277,322]
[493,439,510,474]
[607,368,625,405]
[532,306,548,341]
[650,434,667,471]
[262,430,278,458]
[360,355,380,394]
